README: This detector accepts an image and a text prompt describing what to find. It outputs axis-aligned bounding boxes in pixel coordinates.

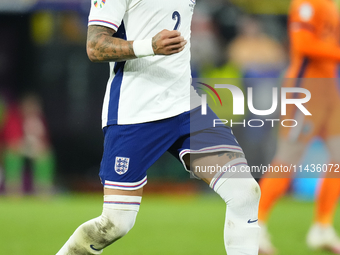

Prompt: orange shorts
[279,78,340,143]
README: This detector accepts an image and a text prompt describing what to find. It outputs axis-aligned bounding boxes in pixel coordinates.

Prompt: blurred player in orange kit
[258,0,340,254]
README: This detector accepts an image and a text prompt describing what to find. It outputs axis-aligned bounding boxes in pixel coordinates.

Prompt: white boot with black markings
[56,195,141,255]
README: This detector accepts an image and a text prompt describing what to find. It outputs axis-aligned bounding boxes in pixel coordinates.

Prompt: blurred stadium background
[0,0,339,254]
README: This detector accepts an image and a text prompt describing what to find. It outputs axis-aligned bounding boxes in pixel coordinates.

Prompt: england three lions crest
[115,157,130,175]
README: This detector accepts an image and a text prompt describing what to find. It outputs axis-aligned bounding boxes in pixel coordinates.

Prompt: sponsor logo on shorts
[115,156,130,175]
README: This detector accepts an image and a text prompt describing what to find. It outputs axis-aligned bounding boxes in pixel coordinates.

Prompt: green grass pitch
[0,193,339,255]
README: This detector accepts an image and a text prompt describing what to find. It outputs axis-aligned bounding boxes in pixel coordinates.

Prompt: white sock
[210,159,261,255]
[56,195,141,255]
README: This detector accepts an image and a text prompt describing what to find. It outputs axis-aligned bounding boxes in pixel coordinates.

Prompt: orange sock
[258,160,293,223]
[316,167,340,225]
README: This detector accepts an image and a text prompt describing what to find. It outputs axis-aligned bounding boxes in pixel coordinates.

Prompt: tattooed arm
[86,26,187,62]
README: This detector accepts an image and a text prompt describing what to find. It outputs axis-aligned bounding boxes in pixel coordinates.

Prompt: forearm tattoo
[152,33,160,52]
[87,25,135,62]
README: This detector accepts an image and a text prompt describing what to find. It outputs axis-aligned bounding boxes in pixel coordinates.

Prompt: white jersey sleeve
[88,0,127,31]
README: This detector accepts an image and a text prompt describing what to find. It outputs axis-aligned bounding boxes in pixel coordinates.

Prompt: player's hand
[152,29,187,55]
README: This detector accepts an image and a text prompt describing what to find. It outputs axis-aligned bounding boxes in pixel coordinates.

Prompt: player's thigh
[185,151,246,184]
[181,124,244,182]
[174,107,246,184]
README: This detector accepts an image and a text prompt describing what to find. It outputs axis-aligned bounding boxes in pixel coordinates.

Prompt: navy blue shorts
[99,107,243,190]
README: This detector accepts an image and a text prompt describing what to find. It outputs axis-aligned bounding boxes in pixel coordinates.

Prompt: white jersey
[88,0,198,126]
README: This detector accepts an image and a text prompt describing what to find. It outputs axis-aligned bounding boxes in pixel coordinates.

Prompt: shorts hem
[103,176,147,190]
[178,145,244,176]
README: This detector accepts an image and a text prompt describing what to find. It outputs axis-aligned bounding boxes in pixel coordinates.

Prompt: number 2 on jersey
[172,11,181,30]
